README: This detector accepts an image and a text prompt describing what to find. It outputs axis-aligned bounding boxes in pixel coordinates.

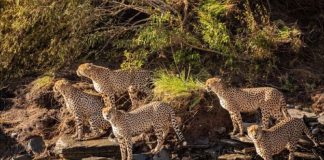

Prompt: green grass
[153,71,204,101]
[30,76,54,93]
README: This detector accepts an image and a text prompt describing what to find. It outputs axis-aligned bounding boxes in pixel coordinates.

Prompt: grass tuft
[153,71,204,101]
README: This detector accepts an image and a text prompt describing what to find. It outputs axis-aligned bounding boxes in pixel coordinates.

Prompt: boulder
[288,109,316,119]
[54,135,120,160]
[26,136,46,154]
[153,149,170,160]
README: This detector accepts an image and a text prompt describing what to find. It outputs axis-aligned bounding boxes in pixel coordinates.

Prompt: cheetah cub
[205,77,290,136]
[247,118,319,160]
[76,63,153,109]
[101,95,186,160]
[53,79,110,140]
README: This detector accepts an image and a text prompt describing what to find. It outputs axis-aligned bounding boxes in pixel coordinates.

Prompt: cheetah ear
[214,76,222,82]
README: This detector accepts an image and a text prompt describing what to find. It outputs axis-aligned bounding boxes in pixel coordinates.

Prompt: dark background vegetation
[0,0,323,102]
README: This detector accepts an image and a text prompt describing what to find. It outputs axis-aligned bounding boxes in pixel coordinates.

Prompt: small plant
[153,71,204,101]
[30,76,54,93]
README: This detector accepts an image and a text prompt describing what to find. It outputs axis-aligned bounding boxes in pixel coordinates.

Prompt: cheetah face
[53,79,70,94]
[102,107,116,121]
[76,63,94,78]
[247,125,263,141]
[205,77,223,92]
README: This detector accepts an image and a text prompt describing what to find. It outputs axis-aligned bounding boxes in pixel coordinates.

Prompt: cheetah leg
[303,124,320,147]
[124,137,133,160]
[263,155,273,160]
[287,143,297,160]
[86,115,104,140]
[103,92,116,109]
[152,127,165,154]
[231,112,244,136]
[128,85,140,110]
[117,137,127,160]
[261,110,271,129]
[229,113,239,135]
[272,110,285,124]
[74,116,84,141]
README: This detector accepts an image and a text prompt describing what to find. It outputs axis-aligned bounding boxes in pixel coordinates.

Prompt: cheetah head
[102,106,116,121]
[247,125,263,141]
[76,63,98,79]
[53,79,71,94]
[205,77,224,92]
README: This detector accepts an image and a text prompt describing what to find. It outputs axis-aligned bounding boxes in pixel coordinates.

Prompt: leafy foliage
[0,0,322,97]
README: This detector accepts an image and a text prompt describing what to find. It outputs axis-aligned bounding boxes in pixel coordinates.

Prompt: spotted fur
[102,95,186,160]
[76,63,152,110]
[53,79,109,140]
[247,118,319,160]
[205,77,290,136]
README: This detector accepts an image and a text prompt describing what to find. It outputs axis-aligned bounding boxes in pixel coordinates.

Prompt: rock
[312,127,320,135]
[295,104,303,110]
[27,136,46,154]
[153,149,170,160]
[303,107,312,112]
[220,138,253,149]
[217,153,252,160]
[215,127,226,134]
[54,134,120,160]
[133,154,150,160]
[318,115,324,125]
[10,132,18,138]
[294,151,318,159]
[10,154,32,160]
[287,104,294,108]
[288,109,316,119]
[194,137,209,145]
[229,135,254,144]
[204,145,224,159]
[82,157,113,160]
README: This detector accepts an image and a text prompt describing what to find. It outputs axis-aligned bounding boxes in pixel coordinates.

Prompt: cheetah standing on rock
[205,77,290,136]
[247,118,320,160]
[101,94,187,160]
[53,79,110,140]
[76,63,153,110]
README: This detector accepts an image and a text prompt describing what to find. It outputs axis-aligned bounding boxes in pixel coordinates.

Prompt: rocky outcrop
[54,135,120,160]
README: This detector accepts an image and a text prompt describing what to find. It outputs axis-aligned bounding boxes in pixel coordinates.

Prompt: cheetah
[101,94,186,160]
[53,79,110,140]
[76,63,153,109]
[247,118,319,160]
[205,77,290,136]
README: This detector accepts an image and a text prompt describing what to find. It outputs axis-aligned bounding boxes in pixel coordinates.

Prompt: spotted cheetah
[205,77,290,136]
[53,79,110,140]
[247,118,319,160]
[101,94,186,160]
[76,63,153,110]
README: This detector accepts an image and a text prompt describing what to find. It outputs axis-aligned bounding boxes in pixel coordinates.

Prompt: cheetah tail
[169,109,187,146]
[302,121,320,147]
[280,96,290,118]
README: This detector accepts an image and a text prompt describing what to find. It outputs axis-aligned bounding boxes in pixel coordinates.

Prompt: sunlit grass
[153,71,204,101]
